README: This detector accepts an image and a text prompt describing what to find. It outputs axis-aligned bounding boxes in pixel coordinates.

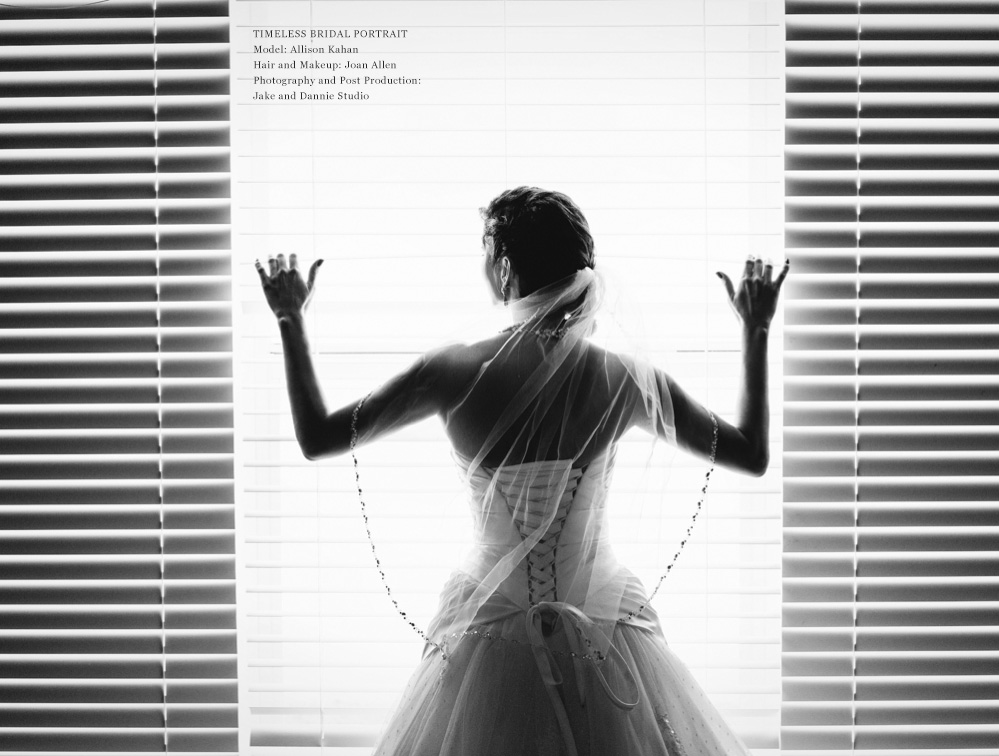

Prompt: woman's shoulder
[429,334,640,375]
[419,335,506,399]
[423,335,660,410]
[424,333,505,371]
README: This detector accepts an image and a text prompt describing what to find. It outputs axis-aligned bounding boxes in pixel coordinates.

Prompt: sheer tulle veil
[352,259,693,662]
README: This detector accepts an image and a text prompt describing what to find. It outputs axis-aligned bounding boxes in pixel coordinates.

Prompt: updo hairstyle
[481,186,595,296]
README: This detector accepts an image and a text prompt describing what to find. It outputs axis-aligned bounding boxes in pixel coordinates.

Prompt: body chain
[350,392,719,663]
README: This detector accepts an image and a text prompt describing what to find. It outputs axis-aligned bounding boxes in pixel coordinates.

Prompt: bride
[256,186,788,755]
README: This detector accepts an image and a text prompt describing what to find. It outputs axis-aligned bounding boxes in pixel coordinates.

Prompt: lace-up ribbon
[525,601,639,756]
[509,472,578,604]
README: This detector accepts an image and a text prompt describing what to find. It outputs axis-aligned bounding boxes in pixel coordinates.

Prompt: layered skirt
[372,607,752,756]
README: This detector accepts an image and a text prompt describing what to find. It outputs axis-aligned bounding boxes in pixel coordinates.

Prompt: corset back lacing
[502,462,640,756]
[507,464,582,608]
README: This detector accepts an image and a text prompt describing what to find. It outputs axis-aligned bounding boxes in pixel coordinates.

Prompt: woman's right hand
[255,253,323,321]
[716,256,789,332]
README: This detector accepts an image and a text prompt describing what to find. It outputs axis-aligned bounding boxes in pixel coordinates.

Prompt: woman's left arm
[664,257,789,477]
[256,254,455,460]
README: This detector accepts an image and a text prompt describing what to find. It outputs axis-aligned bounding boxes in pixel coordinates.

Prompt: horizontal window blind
[0,0,236,753]
[782,1,999,754]
[233,1,784,753]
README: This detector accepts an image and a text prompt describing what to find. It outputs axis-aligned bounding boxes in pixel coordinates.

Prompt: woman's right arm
[256,254,465,460]
[256,254,339,458]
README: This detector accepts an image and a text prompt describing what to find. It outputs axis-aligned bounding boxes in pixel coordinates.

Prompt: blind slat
[0,679,236,704]
[0,122,229,150]
[0,556,235,580]
[0,96,230,125]
[0,729,238,752]
[784,553,999,578]
[0,607,236,631]
[787,14,999,41]
[0,430,233,455]
[0,276,283,302]
[0,148,230,176]
[0,42,229,72]
[785,478,999,501]
[786,380,999,402]
[0,355,232,380]
[0,631,237,655]
[0,174,231,201]
[785,628,999,652]
[0,18,228,46]
[0,0,228,20]
[785,1,998,13]
[788,67,999,93]
[783,603,999,627]
[0,329,232,354]
[0,381,233,405]
[0,70,230,98]
[787,117,999,144]
[784,502,999,526]
[0,406,234,430]
[785,40,999,67]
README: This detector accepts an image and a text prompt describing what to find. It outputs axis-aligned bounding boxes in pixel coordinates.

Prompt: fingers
[721,257,789,294]
[307,259,323,291]
[716,271,736,301]
[741,255,785,287]
[774,258,790,290]
[254,259,270,286]
[259,254,322,287]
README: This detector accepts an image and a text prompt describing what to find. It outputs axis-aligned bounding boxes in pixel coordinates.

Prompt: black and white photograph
[0,1,996,755]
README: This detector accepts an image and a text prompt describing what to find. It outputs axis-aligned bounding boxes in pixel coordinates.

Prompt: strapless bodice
[450,447,617,608]
[436,447,654,755]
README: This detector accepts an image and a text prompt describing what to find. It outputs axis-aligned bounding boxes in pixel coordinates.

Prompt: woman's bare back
[441,334,639,468]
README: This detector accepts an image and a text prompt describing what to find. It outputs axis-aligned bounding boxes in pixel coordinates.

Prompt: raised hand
[255,253,323,321]
[716,256,789,331]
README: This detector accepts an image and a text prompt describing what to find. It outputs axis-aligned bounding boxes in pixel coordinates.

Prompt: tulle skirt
[372,610,751,756]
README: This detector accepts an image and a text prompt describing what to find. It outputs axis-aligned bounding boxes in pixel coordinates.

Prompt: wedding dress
[361,268,753,755]
[372,448,752,756]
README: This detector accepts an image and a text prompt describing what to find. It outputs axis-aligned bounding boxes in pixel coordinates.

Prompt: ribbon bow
[525,601,640,756]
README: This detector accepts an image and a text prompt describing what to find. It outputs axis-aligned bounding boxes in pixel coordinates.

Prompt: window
[0,1,235,751]
[782,0,999,751]
[233,1,784,752]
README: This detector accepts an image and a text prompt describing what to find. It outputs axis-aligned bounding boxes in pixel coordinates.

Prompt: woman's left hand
[255,253,322,321]
[716,256,789,332]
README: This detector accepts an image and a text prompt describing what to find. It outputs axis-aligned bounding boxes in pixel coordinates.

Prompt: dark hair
[481,186,595,295]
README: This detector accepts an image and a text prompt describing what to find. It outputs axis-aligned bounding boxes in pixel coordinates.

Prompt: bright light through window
[232,1,785,753]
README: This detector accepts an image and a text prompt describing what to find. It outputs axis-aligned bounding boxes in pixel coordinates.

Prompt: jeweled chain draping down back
[349,392,719,662]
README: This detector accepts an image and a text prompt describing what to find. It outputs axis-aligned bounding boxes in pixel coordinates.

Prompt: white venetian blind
[233,1,784,753]
[782,0,999,753]
[0,0,236,752]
